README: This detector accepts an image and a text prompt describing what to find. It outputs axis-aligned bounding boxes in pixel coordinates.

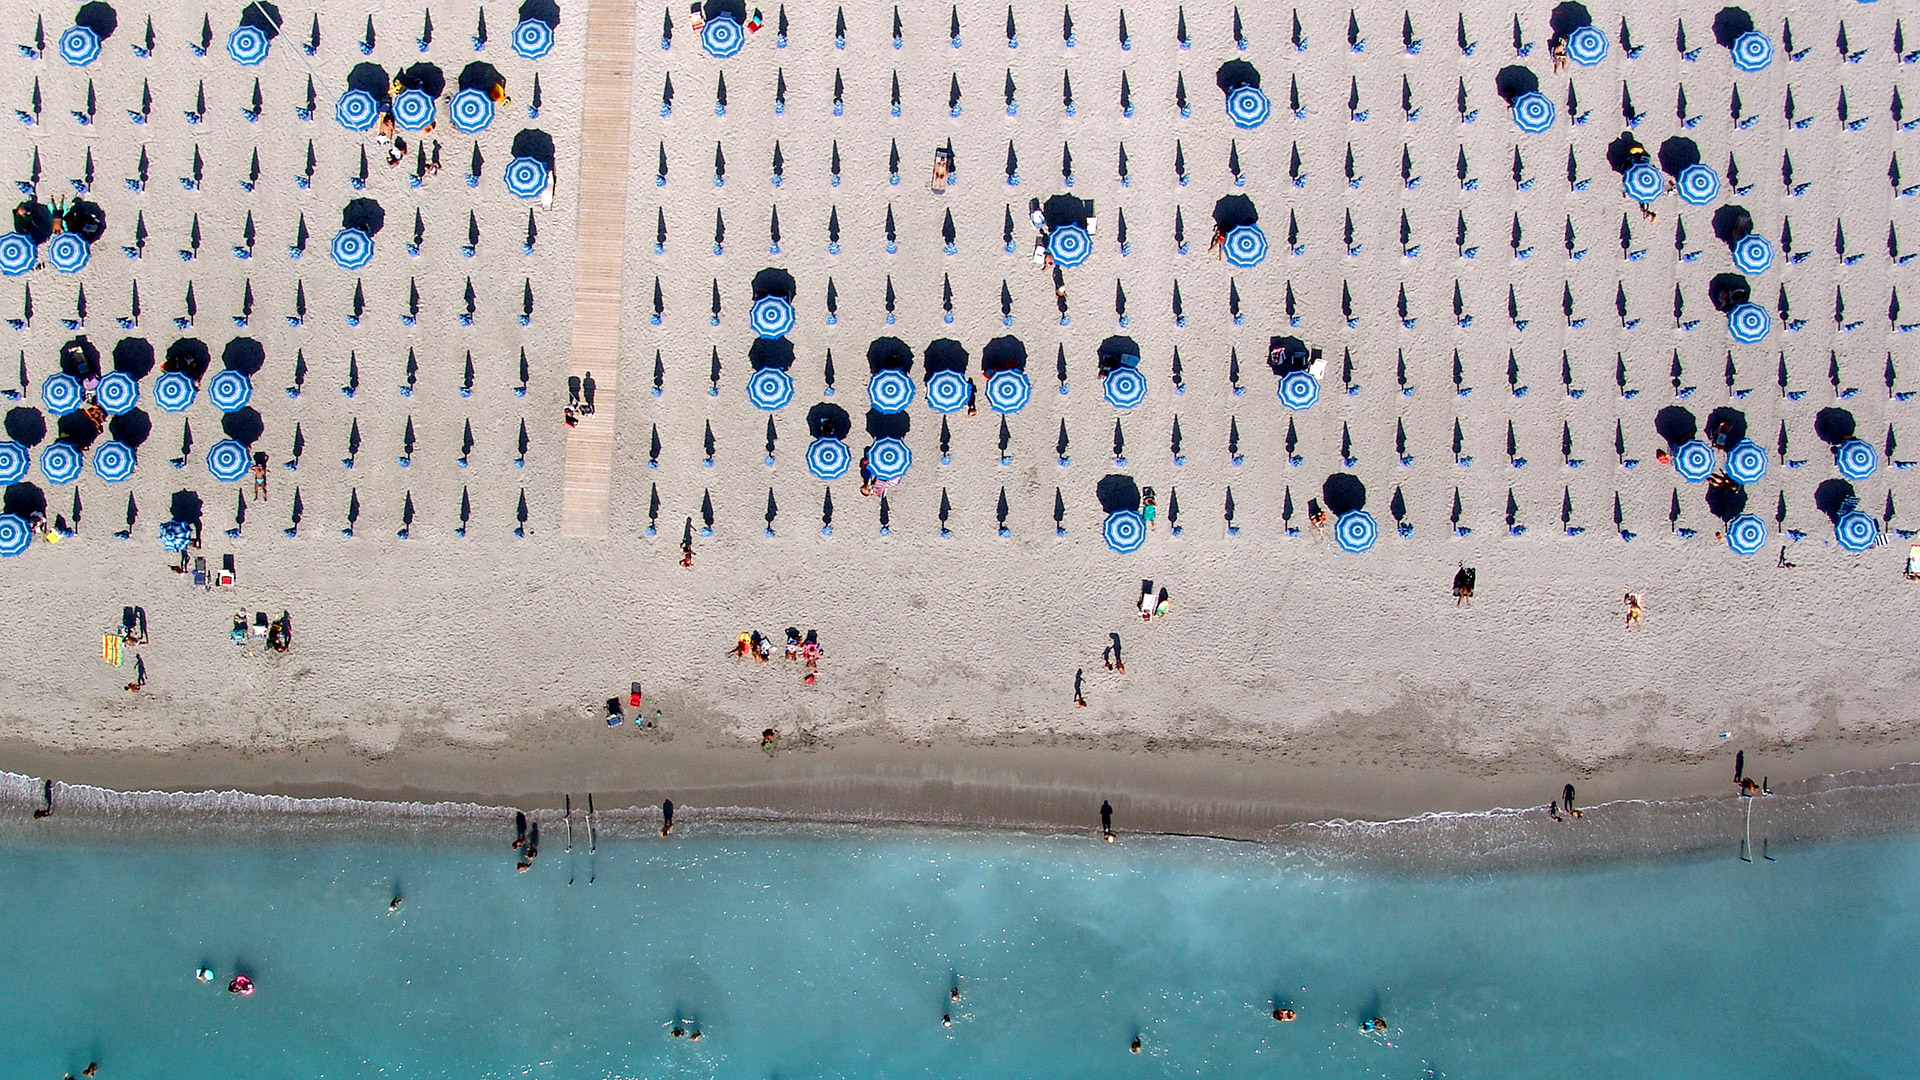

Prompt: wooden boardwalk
[558,0,636,537]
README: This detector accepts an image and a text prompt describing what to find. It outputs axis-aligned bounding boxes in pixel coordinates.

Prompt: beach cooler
[219,553,236,587]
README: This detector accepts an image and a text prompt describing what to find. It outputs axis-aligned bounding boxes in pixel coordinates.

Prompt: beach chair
[192,556,208,589]
[1907,545,1920,581]
[219,553,236,587]
[252,611,269,637]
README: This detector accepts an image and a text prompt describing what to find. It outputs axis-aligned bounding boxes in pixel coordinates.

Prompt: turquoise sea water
[4,808,1918,1079]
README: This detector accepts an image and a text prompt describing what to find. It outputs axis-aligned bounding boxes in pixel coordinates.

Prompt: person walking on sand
[1624,591,1644,627]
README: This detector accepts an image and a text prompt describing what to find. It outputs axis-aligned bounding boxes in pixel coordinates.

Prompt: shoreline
[6,722,1919,845]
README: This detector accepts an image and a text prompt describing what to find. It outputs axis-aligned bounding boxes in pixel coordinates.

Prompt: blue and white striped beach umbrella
[1673,439,1715,482]
[1622,162,1664,203]
[1335,510,1379,553]
[206,439,251,483]
[0,441,28,484]
[1836,509,1878,553]
[1727,302,1770,344]
[806,437,851,481]
[702,15,745,59]
[1047,223,1091,268]
[331,228,374,270]
[0,233,37,277]
[1676,163,1720,206]
[94,370,139,415]
[227,24,270,65]
[1279,370,1320,412]
[1222,223,1268,268]
[207,369,253,412]
[40,372,83,415]
[512,18,555,60]
[1103,508,1146,553]
[1566,24,1608,65]
[92,439,135,483]
[449,88,495,133]
[986,370,1031,413]
[58,25,100,66]
[750,295,796,338]
[503,156,550,199]
[46,233,88,274]
[746,367,794,411]
[334,89,379,131]
[1731,233,1773,276]
[152,371,197,412]
[868,369,915,413]
[1836,438,1879,481]
[924,370,970,414]
[1726,513,1767,556]
[1731,30,1773,73]
[392,88,436,130]
[1510,91,1555,133]
[1725,439,1768,484]
[1225,85,1270,129]
[38,441,82,484]
[867,437,912,481]
[0,513,29,557]
[1103,366,1147,409]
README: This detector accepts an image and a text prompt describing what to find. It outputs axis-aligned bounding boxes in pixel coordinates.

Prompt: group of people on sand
[731,627,822,683]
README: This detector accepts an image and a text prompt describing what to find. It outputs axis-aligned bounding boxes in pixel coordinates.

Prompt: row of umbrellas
[55,6,558,68]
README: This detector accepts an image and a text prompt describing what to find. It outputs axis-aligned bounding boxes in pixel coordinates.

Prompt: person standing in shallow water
[661,798,675,837]
[1100,800,1114,841]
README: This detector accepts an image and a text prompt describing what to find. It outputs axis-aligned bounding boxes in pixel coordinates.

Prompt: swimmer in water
[1130,1037,1142,1054]
[1368,1017,1387,1033]
[671,1026,685,1038]
[388,896,403,913]
[688,1030,702,1042]
[942,1014,952,1028]
[83,1066,97,1077]
[1272,1008,1296,1022]
[951,986,961,1003]
[196,967,216,984]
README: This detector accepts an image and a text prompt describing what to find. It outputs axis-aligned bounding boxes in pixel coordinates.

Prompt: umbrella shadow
[112,337,155,378]
[59,337,102,377]
[1711,7,1754,48]
[76,2,119,40]
[982,335,1028,373]
[3,481,47,518]
[56,412,100,449]
[866,336,914,373]
[239,1,283,38]
[396,61,446,97]
[346,62,393,102]
[342,198,386,237]
[748,337,794,371]
[1707,273,1750,313]
[1212,194,1258,230]
[511,129,556,171]
[1656,136,1702,176]
[1215,59,1261,92]
[1705,482,1748,522]
[1705,407,1748,447]
[519,0,561,26]
[1813,479,1857,523]
[168,489,203,527]
[865,409,910,441]
[1813,407,1856,446]
[459,60,504,93]
[807,402,851,440]
[222,336,265,376]
[1096,473,1140,513]
[1711,205,1754,246]
[1547,1,1592,42]
[1654,405,1698,446]
[1604,132,1645,175]
[1322,473,1368,515]
[108,407,151,448]
[924,339,969,376]
[164,338,211,382]
[1494,66,1539,106]
[751,267,796,300]
[221,407,264,446]
[5,407,47,446]
[1097,336,1141,377]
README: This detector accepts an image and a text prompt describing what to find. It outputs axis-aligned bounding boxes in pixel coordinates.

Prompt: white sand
[1,0,1917,827]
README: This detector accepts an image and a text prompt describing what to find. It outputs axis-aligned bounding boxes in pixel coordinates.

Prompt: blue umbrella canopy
[335,88,379,131]
[1725,513,1766,556]
[1510,91,1555,133]
[0,512,30,556]
[513,18,555,59]
[59,25,101,66]
[207,369,253,412]
[1225,84,1270,128]
[1731,234,1772,275]
[331,228,374,270]
[1103,366,1147,409]
[702,14,745,58]
[1623,162,1664,202]
[1335,510,1379,553]
[227,23,270,65]
[1565,24,1608,65]
[46,233,89,274]
[1676,164,1720,205]
[40,372,84,415]
[1047,223,1091,268]
[92,439,135,483]
[1222,224,1268,268]
[0,233,37,276]
[39,440,83,484]
[986,370,1031,413]
[1731,30,1772,72]
[94,370,139,414]
[1835,510,1878,553]
[1725,440,1768,484]
[503,156,550,199]
[1727,302,1770,344]
[1103,508,1146,553]
[1836,438,1879,481]
[205,438,251,482]
[806,437,850,481]
[1279,370,1320,411]
[1673,439,1715,482]
[0,441,28,483]
[449,88,495,133]
[868,369,915,413]
[153,371,197,412]
[392,88,436,130]
[750,295,796,339]
[746,367,794,411]
[925,370,969,413]
[867,437,912,481]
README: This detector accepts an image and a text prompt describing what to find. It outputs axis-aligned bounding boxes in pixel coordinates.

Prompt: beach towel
[102,633,122,666]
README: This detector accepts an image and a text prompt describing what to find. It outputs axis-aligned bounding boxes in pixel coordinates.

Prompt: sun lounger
[219,553,236,587]
[252,611,269,637]
[1907,545,1920,581]
[192,556,207,589]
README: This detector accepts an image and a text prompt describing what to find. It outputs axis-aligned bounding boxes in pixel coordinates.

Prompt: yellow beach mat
[102,633,122,666]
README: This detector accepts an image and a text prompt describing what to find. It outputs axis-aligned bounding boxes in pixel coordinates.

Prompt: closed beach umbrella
[503,157,549,199]
[92,439,135,483]
[1225,84,1270,128]
[746,367,794,411]
[986,369,1031,413]
[1676,164,1720,205]
[207,369,253,412]
[868,369,915,413]
[59,25,101,66]
[1726,302,1770,344]
[392,88,436,130]
[0,233,37,276]
[925,369,969,413]
[806,437,851,481]
[331,227,374,270]
[1835,510,1878,552]
[1836,438,1879,481]
[1725,513,1766,556]
[0,441,28,483]
[1223,223,1267,268]
[513,17,555,59]
[152,370,196,412]
[868,437,912,481]
[39,440,83,484]
[750,295,796,338]
[40,372,83,415]
[94,370,138,414]
[1565,24,1608,64]
[205,438,250,482]
[46,233,89,274]
[449,88,494,133]
[335,88,379,131]
[227,24,270,65]
[1731,30,1772,72]
[0,512,29,556]
[1047,223,1092,268]
[1511,91,1555,133]
[1336,509,1379,553]
[1103,508,1146,553]
[1103,366,1147,409]
[1725,439,1768,484]
[1673,439,1715,482]
[702,15,745,58]
[1731,233,1772,275]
